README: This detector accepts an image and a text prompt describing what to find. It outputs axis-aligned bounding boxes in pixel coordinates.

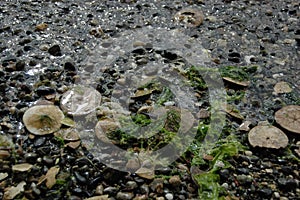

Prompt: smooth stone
[165,193,173,200]
[125,181,138,190]
[74,171,87,184]
[140,184,149,194]
[34,137,46,147]
[103,186,118,194]
[48,45,62,56]
[42,156,53,165]
[116,192,134,200]
[95,184,104,195]
[258,188,273,198]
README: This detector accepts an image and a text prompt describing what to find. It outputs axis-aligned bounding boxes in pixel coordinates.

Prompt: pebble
[42,156,54,165]
[221,182,229,189]
[48,45,62,56]
[74,171,87,184]
[236,174,252,185]
[116,192,134,200]
[103,186,118,195]
[244,150,253,156]
[24,153,38,162]
[258,188,273,198]
[149,178,164,193]
[279,197,289,200]
[95,184,104,195]
[277,178,298,191]
[125,181,138,190]
[274,191,280,198]
[169,175,181,187]
[165,193,173,200]
[34,137,46,147]
[140,184,149,194]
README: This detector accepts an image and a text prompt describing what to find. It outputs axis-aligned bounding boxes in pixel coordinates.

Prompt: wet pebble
[169,175,181,187]
[277,178,298,191]
[116,191,134,200]
[140,184,149,194]
[74,171,87,184]
[258,188,273,198]
[165,193,174,200]
[42,155,54,165]
[95,184,104,195]
[48,45,62,56]
[34,137,46,147]
[125,181,138,190]
[36,86,56,96]
[103,186,118,195]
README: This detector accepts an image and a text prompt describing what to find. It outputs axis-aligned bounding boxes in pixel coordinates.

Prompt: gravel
[0,0,299,200]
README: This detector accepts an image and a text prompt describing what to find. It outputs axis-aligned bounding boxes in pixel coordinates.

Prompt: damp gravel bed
[0,0,299,200]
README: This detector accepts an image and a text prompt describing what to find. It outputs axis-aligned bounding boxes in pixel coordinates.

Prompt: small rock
[258,188,273,198]
[0,150,10,159]
[140,184,149,194]
[48,45,62,56]
[274,192,280,198]
[116,192,134,200]
[238,121,252,131]
[74,171,87,184]
[34,137,46,147]
[12,163,33,172]
[95,184,104,195]
[236,174,252,185]
[278,178,298,191]
[244,150,253,156]
[36,86,56,96]
[149,178,164,193]
[165,193,173,200]
[43,156,54,165]
[135,167,155,180]
[103,186,118,195]
[35,23,48,31]
[236,168,249,174]
[221,182,229,189]
[169,175,181,187]
[125,181,138,190]
[15,60,25,71]
[0,172,8,181]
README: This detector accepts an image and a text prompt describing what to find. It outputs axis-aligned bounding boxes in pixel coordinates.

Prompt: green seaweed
[157,87,174,105]
[189,121,245,199]
[219,65,258,81]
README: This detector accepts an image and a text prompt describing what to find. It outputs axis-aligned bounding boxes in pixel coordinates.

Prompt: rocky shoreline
[0,0,299,199]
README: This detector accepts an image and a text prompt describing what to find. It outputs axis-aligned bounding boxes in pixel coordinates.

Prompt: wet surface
[0,0,299,199]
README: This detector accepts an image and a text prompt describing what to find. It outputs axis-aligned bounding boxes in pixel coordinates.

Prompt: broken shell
[131,89,153,99]
[275,105,300,134]
[222,77,250,87]
[23,105,64,135]
[248,124,289,149]
[60,85,101,116]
